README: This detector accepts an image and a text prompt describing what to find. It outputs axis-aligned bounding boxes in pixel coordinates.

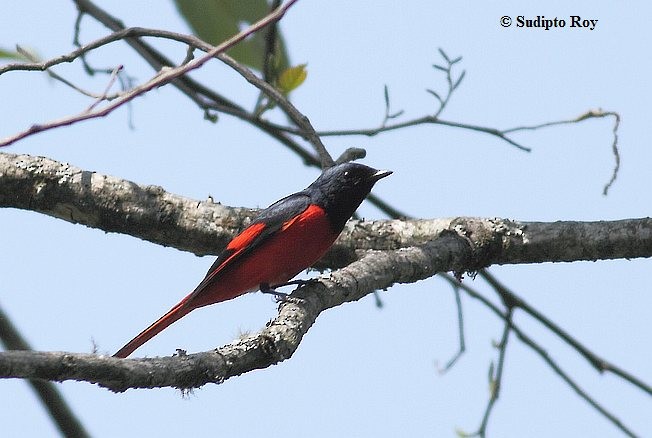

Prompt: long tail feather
[113,295,194,358]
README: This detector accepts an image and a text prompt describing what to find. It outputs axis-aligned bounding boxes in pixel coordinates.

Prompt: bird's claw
[260,279,318,302]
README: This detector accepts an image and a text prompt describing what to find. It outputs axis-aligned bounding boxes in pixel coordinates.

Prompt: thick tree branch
[0,234,479,391]
[2,152,651,267]
[1,213,651,391]
[0,306,90,437]
[0,152,253,255]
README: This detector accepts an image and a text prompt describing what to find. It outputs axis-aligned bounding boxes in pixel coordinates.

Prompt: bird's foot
[260,279,318,302]
[260,283,290,302]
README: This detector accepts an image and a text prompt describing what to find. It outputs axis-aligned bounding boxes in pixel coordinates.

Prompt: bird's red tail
[113,295,193,358]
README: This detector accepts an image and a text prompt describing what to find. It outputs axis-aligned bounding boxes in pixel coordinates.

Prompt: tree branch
[0,234,498,391]
[0,152,253,255]
[272,115,533,152]
[0,306,90,437]
[69,2,328,173]
[479,270,651,395]
[1,215,652,392]
[72,0,334,167]
[0,1,637,433]
[0,0,300,147]
[447,276,640,438]
[2,152,652,267]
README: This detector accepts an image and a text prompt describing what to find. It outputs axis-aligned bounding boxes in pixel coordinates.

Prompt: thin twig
[469,310,512,438]
[217,51,335,168]
[504,109,621,193]
[263,0,282,83]
[449,278,639,438]
[479,270,651,396]
[437,278,466,373]
[274,115,532,152]
[602,111,620,195]
[86,64,123,112]
[271,108,623,159]
[0,1,300,148]
[512,325,638,438]
[428,48,466,118]
[380,85,404,127]
[2,24,517,158]
[5,17,336,167]
[69,16,327,168]
[12,45,123,102]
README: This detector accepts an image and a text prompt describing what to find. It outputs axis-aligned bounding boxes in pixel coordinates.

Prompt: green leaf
[15,45,42,63]
[277,63,307,95]
[0,47,28,61]
[173,0,290,74]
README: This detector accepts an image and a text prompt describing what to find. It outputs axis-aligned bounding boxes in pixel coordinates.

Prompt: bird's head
[309,162,392,230]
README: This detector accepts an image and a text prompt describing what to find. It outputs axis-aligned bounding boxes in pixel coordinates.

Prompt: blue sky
[1,1,650,437]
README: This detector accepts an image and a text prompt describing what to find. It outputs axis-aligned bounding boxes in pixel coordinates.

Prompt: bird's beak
[370,169,393,182]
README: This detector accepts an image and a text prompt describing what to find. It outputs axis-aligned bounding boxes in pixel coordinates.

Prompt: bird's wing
[189,192,312,298]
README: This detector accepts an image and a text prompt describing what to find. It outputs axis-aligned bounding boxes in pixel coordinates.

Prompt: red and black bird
[114,162,391,358]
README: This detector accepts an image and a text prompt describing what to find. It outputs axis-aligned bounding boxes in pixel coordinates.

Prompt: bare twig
[86,64,123,111]
[72,22,333,170]
[270,107,622,161]
[275,115,532,152]
[602,111,620,195]
[12,44,123,102]
[0,29,155,76]
[217,51,335,168]
[469,310,512,438]
[428,48,466,118]
[437,277,466,373]
[511,323,638,438]
[73,0,334,168]
[479,270,651,396]
[62,3,622,183]
[0,1,300,147]
[7,3,617,184]
[449,278,639,438]
[380,85,404,127]
[503,109,621,194]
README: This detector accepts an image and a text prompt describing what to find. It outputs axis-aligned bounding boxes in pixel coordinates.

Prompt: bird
[113,162,391,358]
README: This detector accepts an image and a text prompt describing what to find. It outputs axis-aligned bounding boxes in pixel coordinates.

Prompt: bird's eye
[343,171,349,177]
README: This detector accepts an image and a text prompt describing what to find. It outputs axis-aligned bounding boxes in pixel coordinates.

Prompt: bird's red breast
[188,204,337,308]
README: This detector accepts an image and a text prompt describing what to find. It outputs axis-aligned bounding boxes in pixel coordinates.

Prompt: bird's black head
[308,162,392,231]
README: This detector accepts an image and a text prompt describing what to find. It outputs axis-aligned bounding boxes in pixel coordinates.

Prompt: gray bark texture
[1,151,650,391]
